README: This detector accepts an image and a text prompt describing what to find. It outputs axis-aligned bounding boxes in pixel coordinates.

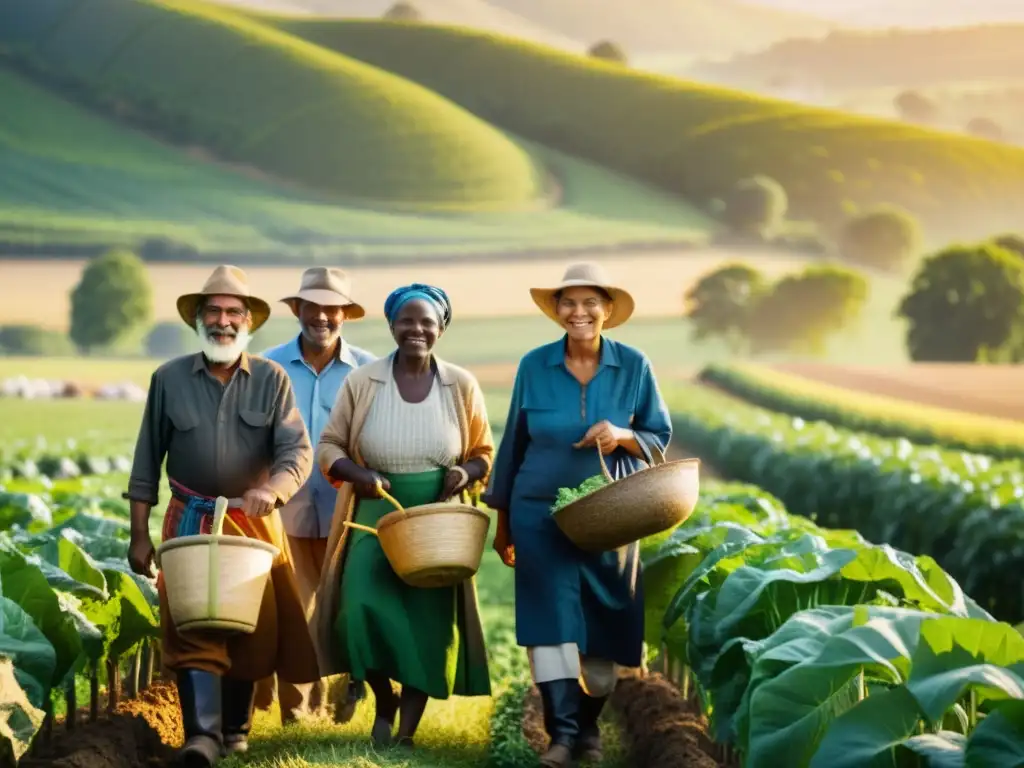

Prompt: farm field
[266,16,1024,247]
[699,361,1024,459]
[769,361,1024,421]
[6,380,1024,766]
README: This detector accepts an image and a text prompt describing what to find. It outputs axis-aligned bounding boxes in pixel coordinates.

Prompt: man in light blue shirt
[259,267,376,725]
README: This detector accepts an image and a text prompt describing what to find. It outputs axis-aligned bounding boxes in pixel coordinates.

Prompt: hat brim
[177,293,272,332]
[530,280,634,330]
[281,289,366,320]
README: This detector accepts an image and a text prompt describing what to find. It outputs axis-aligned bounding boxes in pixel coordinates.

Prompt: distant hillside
[743,0,1024,28]
[689,24,1024,90]
[223,0,833,57]
[210,0,583,51]
[0,0,543,211]
[0,60,715,261]
[270,18,1024,246]
[481,0,834,56]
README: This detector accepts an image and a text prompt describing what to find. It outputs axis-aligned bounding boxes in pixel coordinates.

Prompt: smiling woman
[309,282,498,750]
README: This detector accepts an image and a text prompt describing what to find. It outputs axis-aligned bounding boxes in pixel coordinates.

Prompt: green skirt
[334,468,490,699]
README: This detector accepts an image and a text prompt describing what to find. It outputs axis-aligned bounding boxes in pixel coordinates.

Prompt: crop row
[0,483,159,762]
[699,362,1024,460]
[666,383,1024,624]
[642,480,1024,767]
[0,436,133,484]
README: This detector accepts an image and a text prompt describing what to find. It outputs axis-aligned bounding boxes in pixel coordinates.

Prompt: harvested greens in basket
[551,474,609,513]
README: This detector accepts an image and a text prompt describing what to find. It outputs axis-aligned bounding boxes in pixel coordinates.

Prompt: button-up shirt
[259,335,376,538]
[123,352,313,507]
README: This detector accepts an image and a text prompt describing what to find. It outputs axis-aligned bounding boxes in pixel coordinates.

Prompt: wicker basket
[156,496,278,633]
[344,483,490,589]
[552,445,700,552]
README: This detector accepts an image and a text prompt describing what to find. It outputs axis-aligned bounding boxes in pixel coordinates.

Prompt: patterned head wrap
[383,283,452,330]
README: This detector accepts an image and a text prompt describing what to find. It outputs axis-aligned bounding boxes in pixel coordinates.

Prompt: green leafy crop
[551,474,610,514]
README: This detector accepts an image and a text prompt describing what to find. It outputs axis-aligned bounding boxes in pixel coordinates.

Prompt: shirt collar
[545,335,620,369]
[288,333,357,368]
[192,351,251,375]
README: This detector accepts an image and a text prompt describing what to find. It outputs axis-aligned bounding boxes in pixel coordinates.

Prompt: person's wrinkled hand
[127,532,156,579]
[439,466,470,501]
[354,469,390,500]
[573,420,627,455]
[241,487,276,518]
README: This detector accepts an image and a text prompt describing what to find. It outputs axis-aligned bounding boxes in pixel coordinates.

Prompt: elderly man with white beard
[257,267,376,725]
[123,265,320,767]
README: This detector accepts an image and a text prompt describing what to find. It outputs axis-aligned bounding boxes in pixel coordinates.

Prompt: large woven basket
[553,445,700,552]
[344,483,489,589]
[156,496,278,633]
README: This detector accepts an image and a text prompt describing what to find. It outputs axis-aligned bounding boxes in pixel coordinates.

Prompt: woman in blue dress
[484,262,672,767]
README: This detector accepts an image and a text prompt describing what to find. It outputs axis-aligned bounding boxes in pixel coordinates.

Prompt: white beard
[195,318,251,363]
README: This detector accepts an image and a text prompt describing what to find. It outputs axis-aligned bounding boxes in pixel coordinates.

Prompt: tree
[839,205,921,271]
[683,263,768,352]
[383,2,421,21]
[145,321,190,358]
[721,175,787,240]
[748,264,868,356]
[993,233,1024,258]
[896,243,1024,362]
[966,117,1003,141]
[894,90,938,123]
[587,40,627,65]
[69,248,153,354]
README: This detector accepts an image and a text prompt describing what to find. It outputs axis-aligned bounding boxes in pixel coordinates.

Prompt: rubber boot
[176,669,223,767]
[537,679,580,768]
[221,678,256,755]
[573,690,607,762]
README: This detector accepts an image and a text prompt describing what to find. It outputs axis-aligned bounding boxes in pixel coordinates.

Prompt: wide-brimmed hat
[530,262,635,329]
[176,265,271,331]
[279,267,365,320]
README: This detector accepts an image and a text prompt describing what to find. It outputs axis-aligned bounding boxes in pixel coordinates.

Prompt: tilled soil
[520,671,726,767]
[610,671,724,768]
[19,682,182,768]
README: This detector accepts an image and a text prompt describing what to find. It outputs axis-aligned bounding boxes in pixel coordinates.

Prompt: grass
[0,0,543,211]
[0,65,713,259]
[268,17,1024,246]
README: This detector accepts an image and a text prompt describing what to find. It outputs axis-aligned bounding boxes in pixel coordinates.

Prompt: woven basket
[156,496,278,633]
[344,483,489,589]
[553,445,700,552]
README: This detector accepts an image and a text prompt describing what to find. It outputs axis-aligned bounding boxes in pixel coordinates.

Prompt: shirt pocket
[237,408,272,453]
[168,403,199,433]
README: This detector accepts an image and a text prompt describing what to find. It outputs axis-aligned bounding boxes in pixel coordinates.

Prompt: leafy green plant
[551,474,609,513]
[641,479,1024,767]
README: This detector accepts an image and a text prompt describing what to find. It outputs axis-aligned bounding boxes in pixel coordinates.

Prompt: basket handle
[595,444,614,483]
[375,479,406,515]
[213,496,248,536]
[343,521,379,537]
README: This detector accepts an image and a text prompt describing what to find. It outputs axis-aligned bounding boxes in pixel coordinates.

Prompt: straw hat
[529,262,635,329]
[279,267,365,320]
[176,265,271,331]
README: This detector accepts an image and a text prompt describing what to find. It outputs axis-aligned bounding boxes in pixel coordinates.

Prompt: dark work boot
[537,679,580,767]
[573,689,608,762]
[176,669,223,767]
[221,678,256,755]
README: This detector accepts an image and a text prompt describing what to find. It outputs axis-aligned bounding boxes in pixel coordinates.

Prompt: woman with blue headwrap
[312,283,495,749]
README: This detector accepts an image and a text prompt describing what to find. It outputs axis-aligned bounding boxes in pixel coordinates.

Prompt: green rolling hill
[268,17,1024,247]
[0,0,543,211]
[0,64,714,260]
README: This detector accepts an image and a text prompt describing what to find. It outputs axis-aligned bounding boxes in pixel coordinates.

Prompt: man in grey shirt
[124,266,318,766]
[260,267,376,724]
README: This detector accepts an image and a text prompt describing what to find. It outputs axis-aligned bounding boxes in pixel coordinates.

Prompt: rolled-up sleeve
[265,370,313,505]
[316,375,356,476]
[483,362,529,512]
[123,370,168,506]
[632,358,672,465]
